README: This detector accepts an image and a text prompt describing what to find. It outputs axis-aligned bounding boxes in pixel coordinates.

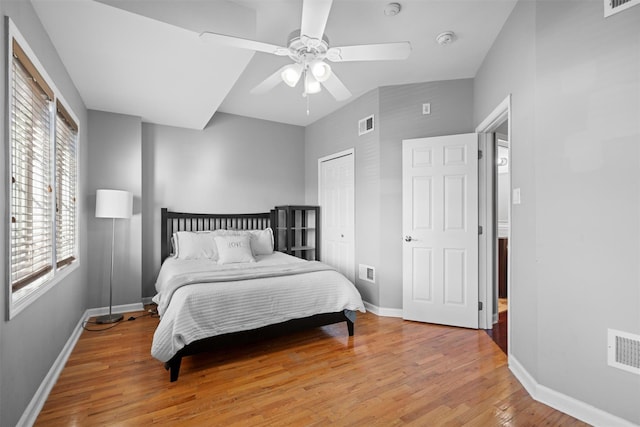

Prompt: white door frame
[475,95,512,332]
[318,148,355,280]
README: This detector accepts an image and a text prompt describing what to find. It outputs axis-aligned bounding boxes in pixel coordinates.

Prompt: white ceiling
[32,0,517,129]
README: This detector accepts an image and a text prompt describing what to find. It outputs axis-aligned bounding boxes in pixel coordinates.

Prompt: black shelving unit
[274,205,320,261]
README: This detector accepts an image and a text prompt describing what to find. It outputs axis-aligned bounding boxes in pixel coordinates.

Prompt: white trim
[509,356,639,427]
[141,296,154,305]
[363,301,403,318]
[475,95,511,134]
[16,311,86,427]
[9,263,79,319]
[85,302,144,317]
[477,133,494,330]
[16,302,143,426]
[6,17,82,320]
[475,95,511,338]
[317,148,355,165]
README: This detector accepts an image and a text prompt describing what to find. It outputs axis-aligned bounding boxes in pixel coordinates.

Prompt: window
[7,22,79,318]
[55,101,78,268]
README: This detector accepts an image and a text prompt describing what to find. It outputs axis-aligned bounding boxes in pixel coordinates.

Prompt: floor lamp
[95,189,133,324]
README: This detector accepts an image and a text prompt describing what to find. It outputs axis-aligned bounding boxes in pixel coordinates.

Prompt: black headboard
[160,208,275,263]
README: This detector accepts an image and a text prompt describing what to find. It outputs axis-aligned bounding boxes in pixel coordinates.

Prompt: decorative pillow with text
[214,234,255,264]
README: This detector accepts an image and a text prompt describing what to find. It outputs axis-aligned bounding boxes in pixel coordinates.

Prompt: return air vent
[358,264,376,283]
[604,0,640,17]
[607,329,640,375]
[358,115,374,136]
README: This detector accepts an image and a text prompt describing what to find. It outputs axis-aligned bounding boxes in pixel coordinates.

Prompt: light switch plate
[513,188,521,205]
[422,103,431,115]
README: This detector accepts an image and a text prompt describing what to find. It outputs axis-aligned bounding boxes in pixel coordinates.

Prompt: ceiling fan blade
[321,72,352,101]
[200,31,289,56]
[250,65,291,95]
[300,0,333,41]
[326,42,411,62]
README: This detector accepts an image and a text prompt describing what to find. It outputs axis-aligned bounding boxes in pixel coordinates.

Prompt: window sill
[8,260,80,320]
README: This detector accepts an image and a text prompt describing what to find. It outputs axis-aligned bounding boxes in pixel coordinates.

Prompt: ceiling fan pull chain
[306,95,310,116]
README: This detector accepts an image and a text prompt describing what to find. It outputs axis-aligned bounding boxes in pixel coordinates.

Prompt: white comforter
[151,252,366,362]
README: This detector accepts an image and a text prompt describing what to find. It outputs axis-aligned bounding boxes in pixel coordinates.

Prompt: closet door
[319,150,355,282]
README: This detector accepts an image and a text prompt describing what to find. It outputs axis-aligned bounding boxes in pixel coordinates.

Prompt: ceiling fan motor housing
[286,29,330,63]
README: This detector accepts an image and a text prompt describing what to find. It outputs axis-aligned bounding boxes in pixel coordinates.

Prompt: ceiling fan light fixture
[281,64,302,87]
[310,60,331,82]
[304,71,322,95]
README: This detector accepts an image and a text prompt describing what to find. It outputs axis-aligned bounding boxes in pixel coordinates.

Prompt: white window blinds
[55,101,78,268]
[9,36,79,298]
[10,48,54,291]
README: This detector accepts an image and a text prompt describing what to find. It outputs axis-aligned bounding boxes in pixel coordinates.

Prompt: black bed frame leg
[347,319,354,336]
[165,356,182,382]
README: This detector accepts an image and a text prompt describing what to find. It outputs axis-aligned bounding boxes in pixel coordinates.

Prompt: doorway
[476,95,512,355]
[489,126,509,353]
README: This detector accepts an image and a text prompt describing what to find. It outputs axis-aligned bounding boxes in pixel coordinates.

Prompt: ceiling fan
[200,0,411,102]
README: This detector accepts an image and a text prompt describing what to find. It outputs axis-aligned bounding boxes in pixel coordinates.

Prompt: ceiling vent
[358,115,374,136]
[604,0,640,17]
[608,329,640,375]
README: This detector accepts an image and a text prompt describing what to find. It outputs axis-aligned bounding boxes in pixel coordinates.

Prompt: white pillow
[214,234,255,264]
[173,231,218,260]
[248,228,274,255]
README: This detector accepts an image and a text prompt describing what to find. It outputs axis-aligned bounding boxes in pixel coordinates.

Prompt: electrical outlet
[422,103,431,115]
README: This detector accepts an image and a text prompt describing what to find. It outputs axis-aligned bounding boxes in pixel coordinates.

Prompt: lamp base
[95,313,124,324]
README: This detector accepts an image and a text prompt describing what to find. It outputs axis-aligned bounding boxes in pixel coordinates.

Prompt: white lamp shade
[281,63,303,87]
[310,60,331,82]
[96,189,133,219]
[304,72,321,95]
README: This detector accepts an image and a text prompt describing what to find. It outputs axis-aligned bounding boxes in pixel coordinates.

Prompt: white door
[402,134,479,329]
[319,150,355,282]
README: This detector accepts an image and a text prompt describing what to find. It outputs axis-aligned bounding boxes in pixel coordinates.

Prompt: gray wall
[141,112,305,297]
[87,110,142,307]
[305,80,474,308]
[305,89,381,304]
[378,80,474,309]
[474,0,640,423]
[475,0,540,379]
[0,1,89,426]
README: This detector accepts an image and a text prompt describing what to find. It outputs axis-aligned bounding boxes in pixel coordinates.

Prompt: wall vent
[358,115,374,136]
[604,0,640,17]
[358,264,376,283]
[607,329,640,375]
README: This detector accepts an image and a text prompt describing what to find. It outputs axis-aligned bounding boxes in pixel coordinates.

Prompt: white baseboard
[85,302,144,318]
[363,301,403,318]
[509,356,638,427]
[17,302,145,427]
[141,296,154,305]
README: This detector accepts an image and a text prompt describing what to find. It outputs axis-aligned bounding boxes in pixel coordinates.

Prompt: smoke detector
[436,31,456,46]
[384,3,401,16]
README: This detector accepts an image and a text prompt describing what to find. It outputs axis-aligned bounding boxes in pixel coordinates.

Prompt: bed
[152,208,366,381]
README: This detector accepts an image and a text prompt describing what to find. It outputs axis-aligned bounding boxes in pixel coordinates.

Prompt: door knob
[404,235,413,242]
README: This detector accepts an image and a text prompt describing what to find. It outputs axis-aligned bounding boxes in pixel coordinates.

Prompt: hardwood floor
[36,309,588,426]
[486,310,508,355]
